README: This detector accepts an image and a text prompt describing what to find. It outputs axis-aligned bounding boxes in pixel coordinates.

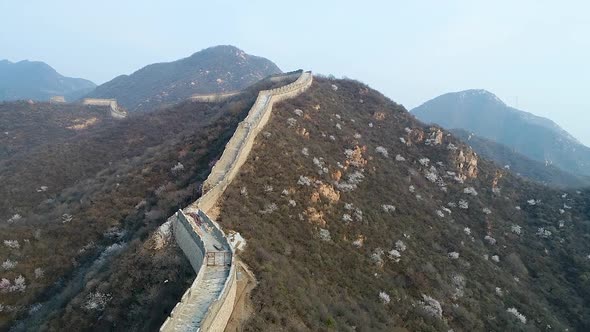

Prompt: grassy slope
[216,78,590,331]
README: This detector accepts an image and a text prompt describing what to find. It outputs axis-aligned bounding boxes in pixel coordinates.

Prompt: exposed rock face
[373,112,386,121]
[344,145,368,169]
[427,128,444,145]
[492,170,503,190]
[454,149,479,180]
[407,128,425,145]
[331,170,342,182]
[305,207,326,227]
[318,183,340,204]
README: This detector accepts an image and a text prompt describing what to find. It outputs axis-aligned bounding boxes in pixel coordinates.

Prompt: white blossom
[436,210,445,218]
[447,143,458,151]
[263,185,273,193]
[464,227,471,236]
[379,291,391,304]
[293,109,303,117]
[329,135,336,141]
[331,84,338,91]
[3,240,19,249]
[463,187,478,196]
[409,185,415,193]
[286,118,297,127]
[395,240,407,252]
[399,137,405,143]
[170,162,184,174]
[382,204,396,213]
[395,154,406,162]
[495,287,504,296]
[335,123,342,130]
[491,255,500,262]
[388,249,401,262]
[34,268,44,279]
[511,224,522,235]
[369,122,374,128]
[425,171,438,183]
[240,186,248,196]
[448,251,460,259]
[301,147,309,156]
[507,307,527,324]
[7,214,22,223]
[484,235,497,245]
[288,199,296,207]
[2,260,17,270]
[458,200,469,209]
[419,158,430,166]
[342,214,353,223]
[375,146,389,158]
[536,227,552,238]
[419,295,443,318]
[354,133,362,139]
[482,208,492,215]
[319,228,331,241]
[84,292,112,311]
[297,175,311,186]
[259,203,278,214]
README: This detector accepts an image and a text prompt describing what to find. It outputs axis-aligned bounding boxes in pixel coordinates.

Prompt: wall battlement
[161,70,313,332]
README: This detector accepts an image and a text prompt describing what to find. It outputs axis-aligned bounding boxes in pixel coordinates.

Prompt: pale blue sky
[1,0,589,145]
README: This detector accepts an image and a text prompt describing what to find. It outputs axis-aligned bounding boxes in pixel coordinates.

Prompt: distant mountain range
[86,45,282,112]
[450,128,590,188]
[411,89,590,178]
[0,59,96,101]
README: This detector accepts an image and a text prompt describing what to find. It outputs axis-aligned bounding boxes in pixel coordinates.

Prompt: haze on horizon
[1,0,589,145]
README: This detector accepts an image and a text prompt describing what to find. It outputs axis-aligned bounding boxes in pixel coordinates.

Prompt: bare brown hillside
[215,78,590,331]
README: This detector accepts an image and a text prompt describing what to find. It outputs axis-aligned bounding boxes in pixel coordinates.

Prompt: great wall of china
[81,98,128,119]
[160,70,313,332]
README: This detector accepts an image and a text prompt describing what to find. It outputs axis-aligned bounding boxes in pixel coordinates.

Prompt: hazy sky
[2,0,589,145]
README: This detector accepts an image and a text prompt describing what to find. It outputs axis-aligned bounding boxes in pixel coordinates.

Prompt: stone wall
[190,91,243,103]
[198,71,313,213]
[81,98,127,119]
[173,210,206,272]
[162,71,313,332]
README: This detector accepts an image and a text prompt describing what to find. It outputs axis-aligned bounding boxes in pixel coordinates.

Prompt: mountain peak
[0,60,96,101]
[88,46,282,112]
[411,89,590,177]
[454,89,506,106]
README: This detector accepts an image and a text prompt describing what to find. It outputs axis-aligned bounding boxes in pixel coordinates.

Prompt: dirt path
[224,260,257,332]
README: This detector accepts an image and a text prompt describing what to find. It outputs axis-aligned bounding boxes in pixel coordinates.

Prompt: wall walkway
[161,71,313,332]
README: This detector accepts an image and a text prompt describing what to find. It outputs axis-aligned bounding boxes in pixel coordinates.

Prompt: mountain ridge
[411,89,590,177]
[86,45,283,113]
[0,59,96,101]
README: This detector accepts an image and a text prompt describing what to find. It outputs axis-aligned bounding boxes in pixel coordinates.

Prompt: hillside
[212,78,590,331]
[411,89,590,178]
[0,60,96,101]
[0,76,297,330]
[0,101,118,161]
[451,129,590,189]
[86,45,282,113]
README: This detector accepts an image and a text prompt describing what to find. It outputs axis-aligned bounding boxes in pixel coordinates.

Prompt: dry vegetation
[216,78,590,331]
[0,76,296,330]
